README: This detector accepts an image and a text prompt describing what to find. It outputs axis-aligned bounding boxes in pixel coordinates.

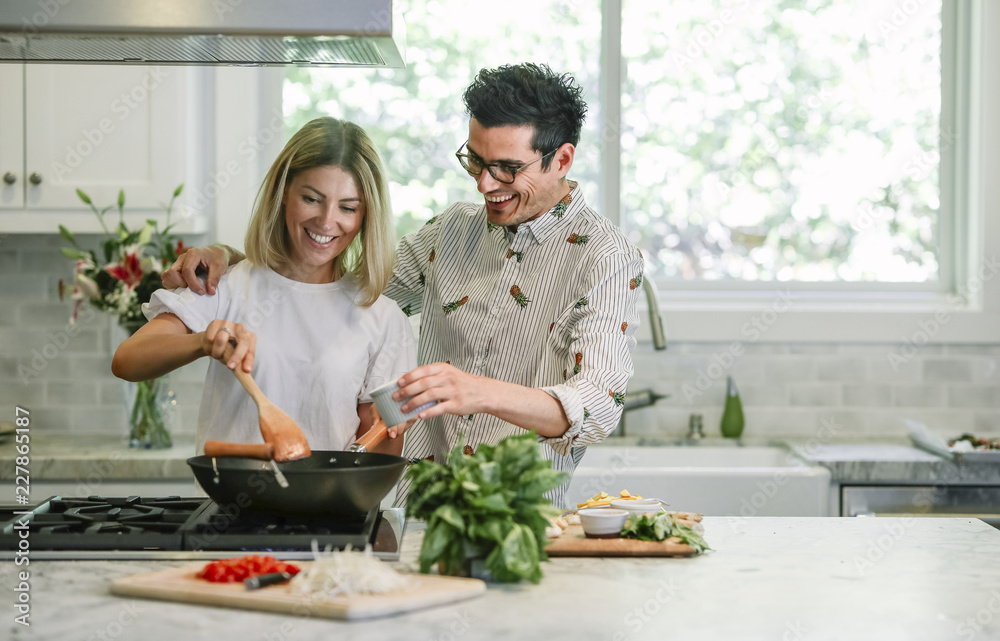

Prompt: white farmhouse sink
[567,443,831,517]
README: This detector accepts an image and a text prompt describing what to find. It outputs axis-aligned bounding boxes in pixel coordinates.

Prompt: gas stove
[0,496,404,561]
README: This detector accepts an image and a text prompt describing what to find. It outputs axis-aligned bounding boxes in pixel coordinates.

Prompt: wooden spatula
[221,339,310,461]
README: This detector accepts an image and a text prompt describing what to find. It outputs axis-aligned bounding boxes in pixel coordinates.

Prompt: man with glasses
[162,63,644,508]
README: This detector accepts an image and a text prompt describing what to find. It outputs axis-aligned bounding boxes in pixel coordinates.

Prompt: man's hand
[393,362,572,438]
[161,245,231,294]
[393,362,489,419]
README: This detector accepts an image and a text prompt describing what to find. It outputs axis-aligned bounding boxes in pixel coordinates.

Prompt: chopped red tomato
[197,555,301,583]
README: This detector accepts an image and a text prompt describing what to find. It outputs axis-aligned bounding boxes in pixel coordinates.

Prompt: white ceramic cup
[370,380,437,427]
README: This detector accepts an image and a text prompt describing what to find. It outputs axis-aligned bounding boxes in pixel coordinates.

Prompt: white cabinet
[0,64,204,233]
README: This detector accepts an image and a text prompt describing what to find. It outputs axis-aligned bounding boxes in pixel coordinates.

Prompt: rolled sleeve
[538,251,643,456]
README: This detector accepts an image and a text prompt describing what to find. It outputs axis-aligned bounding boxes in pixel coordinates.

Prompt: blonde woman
[112,117,415,458]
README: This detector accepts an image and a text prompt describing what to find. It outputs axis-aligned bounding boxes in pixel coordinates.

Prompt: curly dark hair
[462,63,588,170]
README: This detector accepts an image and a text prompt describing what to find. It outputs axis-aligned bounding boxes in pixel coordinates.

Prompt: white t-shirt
[144,262,417,454]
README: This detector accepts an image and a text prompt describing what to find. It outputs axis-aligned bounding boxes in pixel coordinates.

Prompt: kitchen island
[5,516,999,641]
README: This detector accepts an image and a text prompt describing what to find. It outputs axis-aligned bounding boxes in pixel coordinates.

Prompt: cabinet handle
[2,172,14,185]
[29,172,42,185]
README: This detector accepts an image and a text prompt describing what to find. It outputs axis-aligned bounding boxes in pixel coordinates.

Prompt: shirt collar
[504,180,581,246]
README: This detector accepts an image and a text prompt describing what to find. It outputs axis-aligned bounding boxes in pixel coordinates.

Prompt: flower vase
[119,320,175,449]
[123,375,175,449]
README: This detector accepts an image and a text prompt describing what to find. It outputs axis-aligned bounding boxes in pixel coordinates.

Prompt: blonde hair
[244,117,395,307]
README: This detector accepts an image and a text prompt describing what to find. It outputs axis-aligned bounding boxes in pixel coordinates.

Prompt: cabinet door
[24,65,186,210]
[0,65,24,210]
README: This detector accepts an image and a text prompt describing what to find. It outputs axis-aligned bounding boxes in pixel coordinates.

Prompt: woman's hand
[373,404,417,440]
[201,320,257,373]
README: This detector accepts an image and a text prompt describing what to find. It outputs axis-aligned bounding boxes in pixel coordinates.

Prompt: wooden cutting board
[110,563,486,621]
[545,524,697,557]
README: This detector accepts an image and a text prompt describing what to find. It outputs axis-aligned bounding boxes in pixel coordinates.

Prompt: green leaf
[117,189,125,209]
[173,183,184,197]
[60,247,86,261]
[58,225,77,246]
[75,189,92,205]
[431,504,465,532]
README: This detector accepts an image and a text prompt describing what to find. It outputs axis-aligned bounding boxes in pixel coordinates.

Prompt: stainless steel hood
[0,0,405,67]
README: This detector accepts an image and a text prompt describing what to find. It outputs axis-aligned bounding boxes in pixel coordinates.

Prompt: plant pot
[437,542,493,582]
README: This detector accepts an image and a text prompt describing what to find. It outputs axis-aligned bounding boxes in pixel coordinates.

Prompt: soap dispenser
[721,376,745,438]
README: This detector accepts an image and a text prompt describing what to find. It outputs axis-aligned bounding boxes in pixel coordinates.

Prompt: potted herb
[404,433,569,583]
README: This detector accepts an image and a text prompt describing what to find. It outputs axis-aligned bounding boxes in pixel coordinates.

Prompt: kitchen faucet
[642,274,667,351]
[608,274,668,438]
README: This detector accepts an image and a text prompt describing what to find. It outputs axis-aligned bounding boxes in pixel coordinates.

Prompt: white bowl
[610,498,664,515]
[578,508,629,538]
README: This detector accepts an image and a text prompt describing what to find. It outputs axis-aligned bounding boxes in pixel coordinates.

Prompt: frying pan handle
[204,440,275,460]
[352,418,390,453]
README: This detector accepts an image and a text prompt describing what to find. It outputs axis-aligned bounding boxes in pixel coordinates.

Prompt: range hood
[0,0,404,67]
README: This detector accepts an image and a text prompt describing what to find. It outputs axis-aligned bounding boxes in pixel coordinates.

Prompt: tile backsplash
[3,234,1000,443]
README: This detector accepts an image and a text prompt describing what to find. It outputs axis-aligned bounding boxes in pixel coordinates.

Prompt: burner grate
[0,495,398,558]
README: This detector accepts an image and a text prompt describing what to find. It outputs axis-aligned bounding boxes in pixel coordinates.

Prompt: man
[163,63,644,507]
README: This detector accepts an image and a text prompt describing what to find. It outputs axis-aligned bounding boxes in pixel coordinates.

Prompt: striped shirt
[386,182,643,508]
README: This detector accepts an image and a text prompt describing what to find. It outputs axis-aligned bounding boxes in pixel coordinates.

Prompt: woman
[112,117,415,458]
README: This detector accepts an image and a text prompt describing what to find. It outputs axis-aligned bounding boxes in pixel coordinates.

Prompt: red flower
[106,251,144,289]
[175,240,186,255]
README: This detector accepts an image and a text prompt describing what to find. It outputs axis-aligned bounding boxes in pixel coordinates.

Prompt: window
[620,0,945,288]
[282,0,991,341]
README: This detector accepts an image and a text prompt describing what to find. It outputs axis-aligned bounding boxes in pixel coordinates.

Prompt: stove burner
[0,495,401,559]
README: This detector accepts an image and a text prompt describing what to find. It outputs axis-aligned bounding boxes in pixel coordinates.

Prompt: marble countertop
[0,435,197,480]
[5,516,999,641]
[791,442,1000,485]
[3,433,999,486]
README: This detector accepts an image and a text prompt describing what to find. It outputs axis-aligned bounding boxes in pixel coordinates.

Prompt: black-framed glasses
[455,141,558,185]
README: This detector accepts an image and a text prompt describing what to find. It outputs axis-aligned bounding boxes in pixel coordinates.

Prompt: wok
[187,421,407,517]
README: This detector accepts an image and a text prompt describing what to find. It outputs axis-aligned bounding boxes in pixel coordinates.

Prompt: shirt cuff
[538,384,584,457]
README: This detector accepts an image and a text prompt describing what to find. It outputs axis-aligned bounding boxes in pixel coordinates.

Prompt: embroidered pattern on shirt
[506,249,524,262]
[573,352,583,374]
[629,274,644,290]
[510,285,531,308]
[551,191,573,218]
[442,296,469,314]
[609,390,625,406]
[567,233,589,245]
[575,297,588,309]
